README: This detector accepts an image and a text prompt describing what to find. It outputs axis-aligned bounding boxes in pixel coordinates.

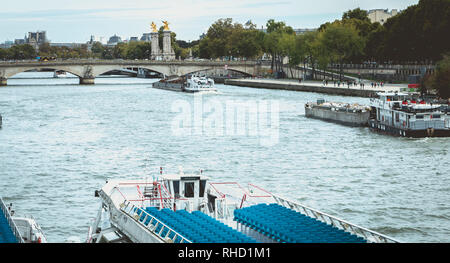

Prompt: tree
[198,18,265,60]
[91,42,105,58]
[379,0,450,63]
[263,19,295,72]
[317,22,365,80]
[430,53,450,99]
[342,8,370,22]
[296,31,321,79]
[7,44,36,60]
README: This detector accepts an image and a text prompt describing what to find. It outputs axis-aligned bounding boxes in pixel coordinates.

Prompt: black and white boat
[369,92,450,137]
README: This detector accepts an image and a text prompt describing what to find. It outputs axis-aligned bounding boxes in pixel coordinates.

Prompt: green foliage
[430,53,450,99]
[317,22,365,63]
[198,18,265,59]
[0,44,36,60]
[379,0,450,63]
[342,8,370,22]
[3,0,449,67]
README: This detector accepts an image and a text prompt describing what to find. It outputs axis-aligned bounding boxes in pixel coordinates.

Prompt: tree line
[1,0,448,64]
[0,0,448,97]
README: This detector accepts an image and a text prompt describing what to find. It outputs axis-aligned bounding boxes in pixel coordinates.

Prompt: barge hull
[152,82,184,92]
[369,120,450,138]
[305,106,369,127]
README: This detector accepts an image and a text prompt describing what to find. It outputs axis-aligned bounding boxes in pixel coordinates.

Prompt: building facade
[26,31,47,50]
[107,35,122,47]
[368,9,399,25]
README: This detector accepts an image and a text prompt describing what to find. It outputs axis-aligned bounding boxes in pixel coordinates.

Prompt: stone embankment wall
[224,79,378,98]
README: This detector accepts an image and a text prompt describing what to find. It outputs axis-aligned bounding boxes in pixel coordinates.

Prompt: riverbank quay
[224,78,408,98]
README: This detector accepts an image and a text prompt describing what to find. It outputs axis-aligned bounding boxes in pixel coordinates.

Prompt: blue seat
[234,204,367,243]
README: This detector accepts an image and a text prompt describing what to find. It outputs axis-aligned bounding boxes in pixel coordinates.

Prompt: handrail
[120,200,191,243]
[272,195,400,243]
[0,198,23,243]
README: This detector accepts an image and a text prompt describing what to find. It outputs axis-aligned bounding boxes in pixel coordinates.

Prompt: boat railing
[272,195,400,243]
[0,198,23,243]
[120,200,192,243]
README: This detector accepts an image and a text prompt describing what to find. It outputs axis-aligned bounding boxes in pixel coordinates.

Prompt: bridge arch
[91,65,167,78]
[183,67,253,77]
[3,66,83,79]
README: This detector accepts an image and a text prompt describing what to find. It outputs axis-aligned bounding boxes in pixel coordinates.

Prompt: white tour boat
[183,75,217,93]
[86,168,399,243]
[53,70,67,78]
[0,197,47,243]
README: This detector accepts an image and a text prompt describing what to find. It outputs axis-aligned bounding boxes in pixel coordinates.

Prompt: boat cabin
[370,92,450,133]
[143,173,210,213]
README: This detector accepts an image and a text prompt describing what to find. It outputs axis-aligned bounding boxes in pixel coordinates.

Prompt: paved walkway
[241,78,408,93]
[225,78,413,98]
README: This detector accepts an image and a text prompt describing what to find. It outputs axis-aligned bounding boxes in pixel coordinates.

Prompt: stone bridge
[0,60,270,86]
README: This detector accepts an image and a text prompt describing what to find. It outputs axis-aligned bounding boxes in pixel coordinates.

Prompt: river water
[0,72,449,243]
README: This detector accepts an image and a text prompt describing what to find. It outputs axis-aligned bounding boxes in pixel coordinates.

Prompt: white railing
[120,200,191,243]
[272,195,400,243]
[0,198,23,243]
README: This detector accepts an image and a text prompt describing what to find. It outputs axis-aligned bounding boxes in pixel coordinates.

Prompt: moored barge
[369,92,450,137]
[305,99,371,127]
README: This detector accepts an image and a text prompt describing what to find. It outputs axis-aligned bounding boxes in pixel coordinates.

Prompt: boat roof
[160,173,210,181]
[377,92,411,97]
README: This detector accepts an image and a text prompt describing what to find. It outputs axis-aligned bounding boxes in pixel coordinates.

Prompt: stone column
[162,31,175,61]
[0,78,7,86]
[150,32,160,60]
[79,78,95,85]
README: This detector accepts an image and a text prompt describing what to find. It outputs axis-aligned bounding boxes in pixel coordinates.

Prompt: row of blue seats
[136,207,256,243]
[0,212,17,243]
[234,203,366,243]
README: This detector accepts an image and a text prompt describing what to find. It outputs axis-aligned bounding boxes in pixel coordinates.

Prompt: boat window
[199,180,206,198]
[416,115,424,119]
[432,114,441,119]
[173,180,180,196]
[185,182,195,198]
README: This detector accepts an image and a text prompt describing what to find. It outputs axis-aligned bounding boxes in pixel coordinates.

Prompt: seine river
[1,72,449,243]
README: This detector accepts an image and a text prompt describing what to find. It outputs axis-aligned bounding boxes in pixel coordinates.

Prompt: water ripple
[0,73,449,243]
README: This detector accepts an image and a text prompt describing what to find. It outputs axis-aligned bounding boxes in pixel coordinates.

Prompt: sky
[0,0,419,43]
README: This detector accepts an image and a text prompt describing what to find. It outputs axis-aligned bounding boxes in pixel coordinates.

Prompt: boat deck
[235,204,366,243]
[137,207,256,243]
[136,203,367,243]
[0,203,18,243]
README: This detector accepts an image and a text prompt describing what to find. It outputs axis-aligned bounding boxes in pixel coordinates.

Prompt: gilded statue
[151,22,158,33]
[162,21,170,31]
